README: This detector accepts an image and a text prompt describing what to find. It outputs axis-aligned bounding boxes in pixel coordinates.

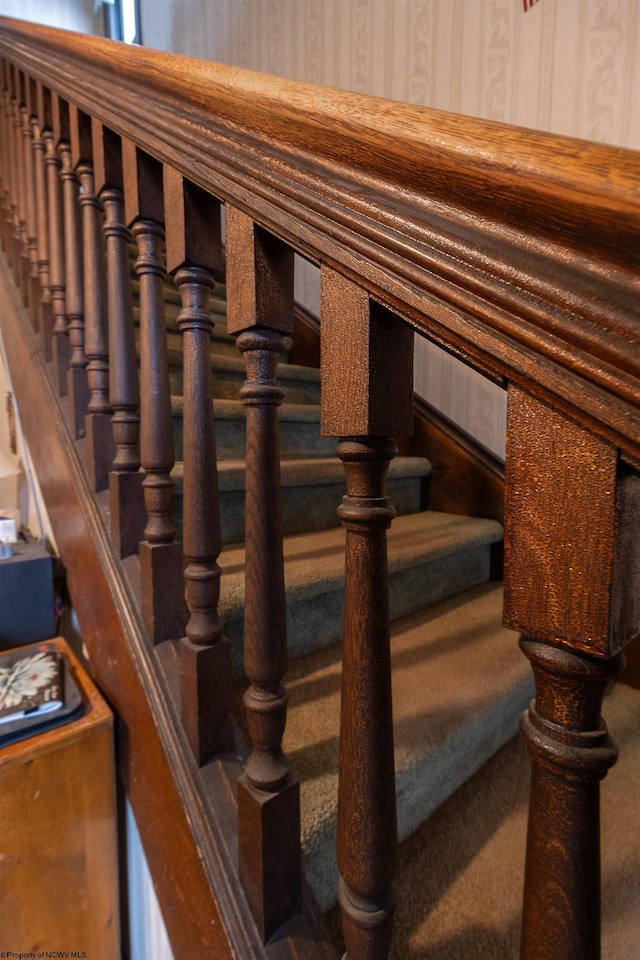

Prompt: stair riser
[301,672,534,912]
[149,327,240,358]
[173,473,426,544]
[168,365,321,404]
[222,543,494,672]
[172,412,335,461]
[130,280,227,314]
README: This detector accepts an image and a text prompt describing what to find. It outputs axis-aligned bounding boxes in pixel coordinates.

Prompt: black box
[0,539,55,647]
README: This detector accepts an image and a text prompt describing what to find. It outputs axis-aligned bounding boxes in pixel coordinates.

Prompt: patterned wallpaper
[141,0,639,456]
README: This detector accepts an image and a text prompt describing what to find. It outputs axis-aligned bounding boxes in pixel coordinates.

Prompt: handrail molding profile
[0,16,638,465]
[0,15,638,960]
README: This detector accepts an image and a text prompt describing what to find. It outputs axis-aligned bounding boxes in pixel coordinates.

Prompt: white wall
[0,0,103,34]
[0,322,54,546]
[139,0,640,458]
[125,799,174,960]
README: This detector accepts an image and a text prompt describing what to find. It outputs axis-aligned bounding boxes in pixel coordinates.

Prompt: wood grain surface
[0,637,119,958]
[0,16,637,461]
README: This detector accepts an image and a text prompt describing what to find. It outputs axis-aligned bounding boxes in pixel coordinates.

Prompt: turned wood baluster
[0,59,7,251]
[31,82,54,361]
[13,72,28,298]
[134,218,183,639]
[105,184,142,539]
[16,77,32,304]
[69,108,111,471]
[9,76,23,280]
[503,386,640,960]
[93,122,142,554]
[336,436,397,959]
[0,60,8,254]
[20,83,39,325]
[226,206,301,942]
[59,137,87,437]
[44,92,70,394]
[11,71,28,296]
[2,65,18,268]
[123,142,184,643]
[4,66,19,270]
[78,163,106,405]
[164,170,232,762]
[27,78,45,329]
[321,269,414,960]
[518,639,620,960]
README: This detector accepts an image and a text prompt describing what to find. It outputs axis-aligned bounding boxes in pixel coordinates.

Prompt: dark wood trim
[0,253,337,960]
[0,19,637,461]
[399,397,505,525]
[290,301,321,370]
[293,300,505,525]
[622,640,640,690]
[518,638,621,959]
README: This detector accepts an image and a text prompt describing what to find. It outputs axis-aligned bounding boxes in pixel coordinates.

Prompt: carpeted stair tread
[125,250,540,940]
[135,321,238,356]
[173,454,431,490]
[161,326,293,358]
[381,679,640,959]
[130,277,226,311]
[120,243,558,954]
[133,297,228,325]
[172,455,432,542]
[219,510,504,662]
[171,397,335,460]
[166,346,321,403]
[166,346,320,384]
[273,580,532,910]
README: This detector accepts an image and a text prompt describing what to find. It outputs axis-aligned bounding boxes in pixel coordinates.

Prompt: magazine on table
[0,641,83,748]
[0,644,64,724]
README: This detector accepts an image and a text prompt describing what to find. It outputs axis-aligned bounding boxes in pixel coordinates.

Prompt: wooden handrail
[0,16,638,464]
[0,17,639,960]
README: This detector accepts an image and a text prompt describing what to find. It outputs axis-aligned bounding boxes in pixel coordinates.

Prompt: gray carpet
[326,679,640,958]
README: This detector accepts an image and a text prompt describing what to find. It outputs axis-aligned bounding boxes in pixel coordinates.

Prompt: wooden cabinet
[0,637,119,957]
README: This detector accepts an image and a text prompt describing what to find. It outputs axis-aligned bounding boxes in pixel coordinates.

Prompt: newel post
[503,386,640,960]
[123,141,185,643]
[163,168,233,762]
[321,269,413,960]
[226,206,301,941]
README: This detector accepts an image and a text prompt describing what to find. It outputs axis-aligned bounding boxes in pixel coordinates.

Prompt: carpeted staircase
[133,259,534,916]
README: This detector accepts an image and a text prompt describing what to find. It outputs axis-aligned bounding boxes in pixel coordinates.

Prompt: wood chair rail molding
[0,17,638,465]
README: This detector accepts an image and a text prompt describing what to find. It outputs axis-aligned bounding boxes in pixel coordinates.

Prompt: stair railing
[0,16,638,960]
